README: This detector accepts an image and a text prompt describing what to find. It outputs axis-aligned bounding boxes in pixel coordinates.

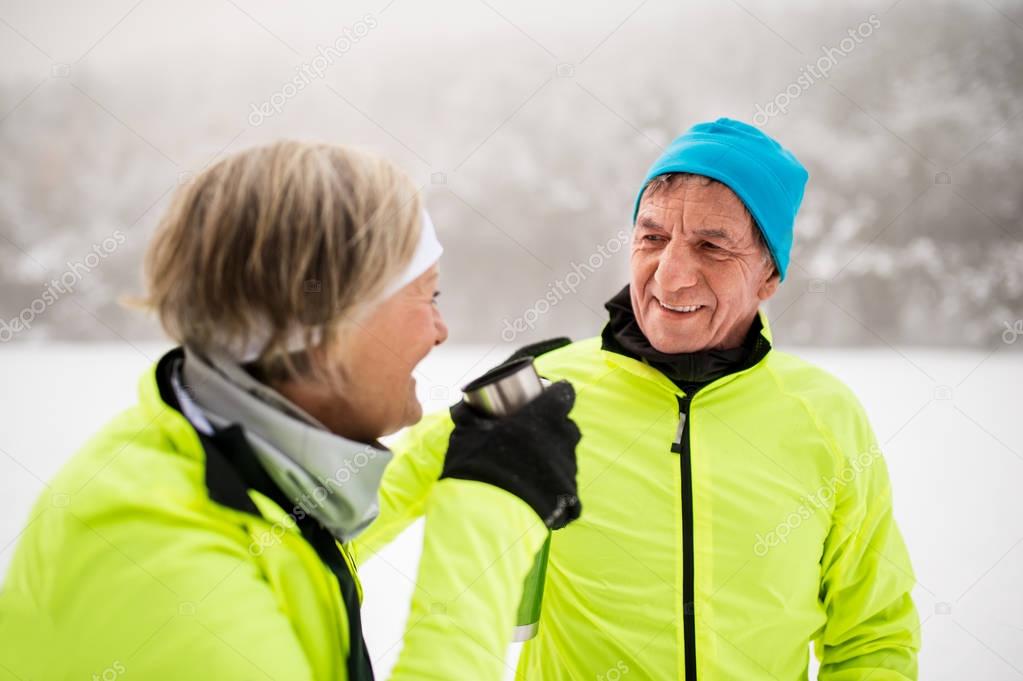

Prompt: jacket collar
[140,349,208,463]
[600,284,773,394]
[175,346,392,542]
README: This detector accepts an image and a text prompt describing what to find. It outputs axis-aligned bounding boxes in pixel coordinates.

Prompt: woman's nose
[434,311,449,346]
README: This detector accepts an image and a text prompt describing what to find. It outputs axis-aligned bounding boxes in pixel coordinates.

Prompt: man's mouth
[656,297,706,314]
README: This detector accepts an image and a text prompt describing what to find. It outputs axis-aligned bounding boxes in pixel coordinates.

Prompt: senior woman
[0,141,582,681]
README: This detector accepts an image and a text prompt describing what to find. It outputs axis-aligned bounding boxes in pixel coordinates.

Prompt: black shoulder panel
[501,336,573,365]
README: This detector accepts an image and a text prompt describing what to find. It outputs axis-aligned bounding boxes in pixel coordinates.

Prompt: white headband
[378,209,443,301]
[223,208,443,363]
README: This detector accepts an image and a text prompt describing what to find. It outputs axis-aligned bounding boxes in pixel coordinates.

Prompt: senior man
[355,118,920,679]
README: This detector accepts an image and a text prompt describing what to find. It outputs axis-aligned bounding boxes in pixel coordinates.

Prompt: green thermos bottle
[462,356,551,641]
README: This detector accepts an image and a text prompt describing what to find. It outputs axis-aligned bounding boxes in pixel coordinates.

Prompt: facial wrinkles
[685,182,748,243]
[647,187,747,286]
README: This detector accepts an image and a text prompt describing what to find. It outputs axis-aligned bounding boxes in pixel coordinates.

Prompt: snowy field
[1,342,1021,679]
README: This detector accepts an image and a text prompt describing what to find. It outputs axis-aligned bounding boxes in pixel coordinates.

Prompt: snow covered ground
[1,342,1021,679]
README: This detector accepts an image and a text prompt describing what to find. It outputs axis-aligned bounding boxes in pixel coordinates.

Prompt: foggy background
[1,0,1021,348]
[1,1,1021,679]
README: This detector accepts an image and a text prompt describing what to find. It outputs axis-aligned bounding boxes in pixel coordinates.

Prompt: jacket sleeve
[352,409,455,563]
[0,508,319,681]
[388,478,547,681]
[814,395,921,680]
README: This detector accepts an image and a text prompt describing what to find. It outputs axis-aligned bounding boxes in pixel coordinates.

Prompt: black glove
[441,380,582,530]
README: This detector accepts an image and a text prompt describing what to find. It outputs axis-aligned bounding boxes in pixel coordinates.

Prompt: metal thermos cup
[462,357,552,642]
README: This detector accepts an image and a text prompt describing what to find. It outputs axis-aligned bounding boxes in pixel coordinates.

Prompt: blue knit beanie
[632,118,808,281]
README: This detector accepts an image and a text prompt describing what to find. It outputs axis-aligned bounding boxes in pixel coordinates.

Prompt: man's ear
[757,267,781,301]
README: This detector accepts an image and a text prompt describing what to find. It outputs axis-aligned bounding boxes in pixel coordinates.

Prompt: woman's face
[278,264,448,443]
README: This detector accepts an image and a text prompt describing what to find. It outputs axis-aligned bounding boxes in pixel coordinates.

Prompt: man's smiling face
[630,173,781,354]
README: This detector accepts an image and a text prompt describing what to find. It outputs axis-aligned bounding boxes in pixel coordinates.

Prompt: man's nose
[653,241,699,291]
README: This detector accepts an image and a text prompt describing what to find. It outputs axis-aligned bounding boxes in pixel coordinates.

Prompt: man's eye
[703,241,722,251]
[642,234,665,242]
[432,291,441,304]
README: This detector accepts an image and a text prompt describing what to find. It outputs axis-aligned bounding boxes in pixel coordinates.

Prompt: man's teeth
[660,302,703,313]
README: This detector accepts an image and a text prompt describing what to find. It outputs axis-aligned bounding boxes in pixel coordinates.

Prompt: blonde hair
[136,140,421,386]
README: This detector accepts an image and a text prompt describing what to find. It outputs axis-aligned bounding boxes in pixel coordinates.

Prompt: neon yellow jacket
[355,309,921,680]
[0,354,546,680]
